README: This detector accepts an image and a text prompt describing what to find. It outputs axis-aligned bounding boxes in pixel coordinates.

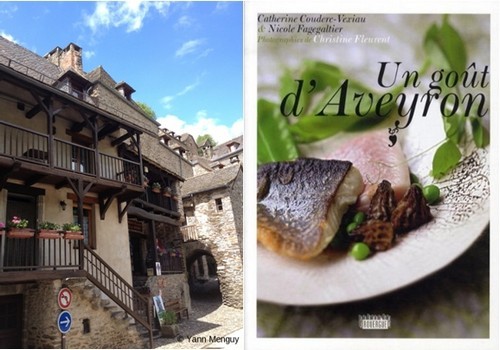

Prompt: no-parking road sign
[58,287,72,310]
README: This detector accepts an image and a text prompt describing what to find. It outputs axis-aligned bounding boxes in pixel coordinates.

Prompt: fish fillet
[257,158,363,260]
[329,130,410,211]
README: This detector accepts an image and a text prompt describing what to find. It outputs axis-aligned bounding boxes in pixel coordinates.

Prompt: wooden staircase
[82,246,154,348]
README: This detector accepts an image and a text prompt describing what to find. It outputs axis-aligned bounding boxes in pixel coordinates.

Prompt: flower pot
[152,188,161,193]
[162,191,171,197]
[36,229,62,239]
[64,231,84,240]
[160,324,179,338]
[7,228,35,239]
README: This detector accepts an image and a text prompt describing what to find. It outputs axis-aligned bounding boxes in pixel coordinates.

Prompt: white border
[244,1,499,350]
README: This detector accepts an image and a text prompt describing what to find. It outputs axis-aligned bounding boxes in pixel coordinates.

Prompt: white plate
[257,103,490,305]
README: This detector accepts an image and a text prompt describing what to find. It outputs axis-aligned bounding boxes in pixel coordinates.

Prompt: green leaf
[257,99,299,165]
[424,17,467,72]
[442,108,465,144]
[431,139,462,179]
[471,118,490,148]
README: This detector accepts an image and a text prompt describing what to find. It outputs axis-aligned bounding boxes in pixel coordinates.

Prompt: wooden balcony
[0,120,142,190]
[181,225,198,242]
[0,231,83,283]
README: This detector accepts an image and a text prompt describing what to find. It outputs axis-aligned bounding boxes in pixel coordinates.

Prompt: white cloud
[175,39,204,58]
[160,76,203,109]
[214,2,230,13]
[84,1,170,33]
[175,15,192,29]
[0,31,19,44]
[0,4,18,18]
[156,112,243,144]
[83,50,96,60]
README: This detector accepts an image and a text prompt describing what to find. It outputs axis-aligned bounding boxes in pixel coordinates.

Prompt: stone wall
[23,278,145,349]
[140,274,191,313]
[186,178,243,308]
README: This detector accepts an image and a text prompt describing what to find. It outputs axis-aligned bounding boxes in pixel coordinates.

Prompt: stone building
[182,163,243,308]
[0,37,194,348]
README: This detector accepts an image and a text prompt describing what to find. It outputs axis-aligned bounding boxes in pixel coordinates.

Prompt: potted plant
[0,222,5,234]
[151,182,162,193]
[143,176,149,188]
[159,310,179,338]
[62,223,83,240]
[6,216,35,239]
[37,221,61,239]
[162,186,172,197]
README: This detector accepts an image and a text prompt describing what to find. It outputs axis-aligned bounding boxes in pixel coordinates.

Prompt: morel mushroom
[368,180,396,222]
[351,220,394,251]
[391,184,433,233]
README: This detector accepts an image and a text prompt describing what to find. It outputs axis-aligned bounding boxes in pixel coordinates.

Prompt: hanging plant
[152,182,162,193]
[6,216,35,239]
[62,223,83,240]
[37,221,61,239]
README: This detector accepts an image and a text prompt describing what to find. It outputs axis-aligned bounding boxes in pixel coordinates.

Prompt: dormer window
[227,141,240,152]
[115,81,135,101]
[55,70,91,101]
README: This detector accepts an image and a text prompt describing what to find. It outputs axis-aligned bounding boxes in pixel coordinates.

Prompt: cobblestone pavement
[154,284,243,349]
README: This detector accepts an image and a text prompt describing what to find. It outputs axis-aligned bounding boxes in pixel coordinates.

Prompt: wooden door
[0,294,23,349]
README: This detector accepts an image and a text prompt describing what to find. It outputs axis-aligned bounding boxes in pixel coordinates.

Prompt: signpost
[57,287,73,348]
[58,287,72,310]
[57,310,72,334]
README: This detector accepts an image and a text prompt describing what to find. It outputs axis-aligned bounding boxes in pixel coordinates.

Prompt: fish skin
[328,130,410,212]
[257,158,361,259]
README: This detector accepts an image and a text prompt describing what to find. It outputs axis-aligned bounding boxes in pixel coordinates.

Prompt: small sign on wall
[155,262,162,276]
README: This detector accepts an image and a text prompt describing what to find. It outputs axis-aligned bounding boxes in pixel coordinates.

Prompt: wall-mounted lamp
[60,200,67,211]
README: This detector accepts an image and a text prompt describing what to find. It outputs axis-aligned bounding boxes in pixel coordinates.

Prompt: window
[215,198,223,211]
[73,205,95,248]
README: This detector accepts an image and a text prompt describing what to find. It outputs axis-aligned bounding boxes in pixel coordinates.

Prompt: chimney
[45,43,83,74]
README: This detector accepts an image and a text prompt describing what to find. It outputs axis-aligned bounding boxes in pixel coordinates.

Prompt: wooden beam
[0,161,21,190]
[55,178,68,190]
[71,112,97,133]
[25,174,47,187]
[0,270,87,284]
[99,186,127,220]
[98,123,119,140]
[25,97,50,119]
[118,199,133,223]
[111,131,134,147]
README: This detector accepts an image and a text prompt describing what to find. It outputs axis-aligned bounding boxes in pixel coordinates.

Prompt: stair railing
[82,245,153,348]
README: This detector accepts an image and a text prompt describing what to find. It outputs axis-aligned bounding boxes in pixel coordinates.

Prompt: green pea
[423,184,440,204]
[350,242,371,261]
[346,222,358,233]
[353,212,366,225]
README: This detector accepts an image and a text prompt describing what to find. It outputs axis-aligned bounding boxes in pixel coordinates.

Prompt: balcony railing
[181,225,198,242]
[158,252,184,274]
[0,120,141,186]
[0,233,80,272]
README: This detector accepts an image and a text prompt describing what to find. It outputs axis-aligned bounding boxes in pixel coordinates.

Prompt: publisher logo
[358,314,391,330]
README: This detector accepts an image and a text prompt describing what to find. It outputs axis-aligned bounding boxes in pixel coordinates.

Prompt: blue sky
[0,1,243,143]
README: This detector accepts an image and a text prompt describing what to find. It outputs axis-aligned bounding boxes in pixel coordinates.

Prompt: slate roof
[182,164,241,196]
[211,135,243,160]
[0,35,62,83]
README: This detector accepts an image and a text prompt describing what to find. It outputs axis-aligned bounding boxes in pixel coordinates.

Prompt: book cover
[255,11,495,348]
